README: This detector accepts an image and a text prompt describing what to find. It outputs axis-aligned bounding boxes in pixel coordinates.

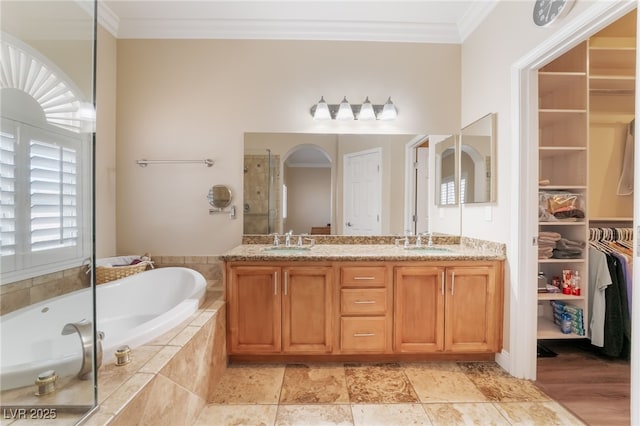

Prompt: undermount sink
[263,246,312,253]
[403,246,453,253]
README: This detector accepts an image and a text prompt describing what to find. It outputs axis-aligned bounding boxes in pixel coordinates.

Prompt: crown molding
[114,18,462,43]
[97,1,120,36]
[97,1,499,44]
[457,0,499,42]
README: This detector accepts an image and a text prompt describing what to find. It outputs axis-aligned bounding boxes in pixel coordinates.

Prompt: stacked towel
[538,231,561,259]
[552,237,585,259]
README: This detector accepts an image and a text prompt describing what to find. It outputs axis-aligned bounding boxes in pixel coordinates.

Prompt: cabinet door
[445,265,500,352]
[228,266,281,353]
[393,266,445,353]
[282,266,333,353]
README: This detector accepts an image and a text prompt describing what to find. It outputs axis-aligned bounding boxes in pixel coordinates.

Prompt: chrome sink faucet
[404,230,412,248]
[417,231,433,247]
[285,230,293,247]
[427,231,434,247]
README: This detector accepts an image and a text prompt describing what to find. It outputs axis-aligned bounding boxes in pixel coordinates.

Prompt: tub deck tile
[138,346,181,375]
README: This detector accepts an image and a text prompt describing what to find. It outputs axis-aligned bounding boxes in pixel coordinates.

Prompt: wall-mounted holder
[208,185,236,219]
[136,158,214,167]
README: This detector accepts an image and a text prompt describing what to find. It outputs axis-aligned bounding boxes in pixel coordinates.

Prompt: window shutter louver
[29,139,78,251]
[1,131,17,256]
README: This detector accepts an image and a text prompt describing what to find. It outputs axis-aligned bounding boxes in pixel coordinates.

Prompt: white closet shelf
[537,317,586,339]
[537,258,586,263]
[538,293,586,301]
[538,185,587,191]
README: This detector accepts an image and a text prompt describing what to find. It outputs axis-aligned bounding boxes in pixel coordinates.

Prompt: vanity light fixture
[310,96,398,121]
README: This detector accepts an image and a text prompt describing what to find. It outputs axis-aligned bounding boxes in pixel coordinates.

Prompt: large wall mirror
[459,112,497,204]
[244,132,461,237]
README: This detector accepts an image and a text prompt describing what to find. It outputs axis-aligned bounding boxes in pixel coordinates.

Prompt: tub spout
[61,319,103,380]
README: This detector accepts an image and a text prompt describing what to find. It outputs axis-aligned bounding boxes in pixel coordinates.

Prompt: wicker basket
[95,255,153,284]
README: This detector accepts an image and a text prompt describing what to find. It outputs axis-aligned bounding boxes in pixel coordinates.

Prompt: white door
[415,147,429,234]
[343,148,382,235]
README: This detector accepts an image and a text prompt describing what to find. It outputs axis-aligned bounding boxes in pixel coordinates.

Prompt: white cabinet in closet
[537,42,589,339]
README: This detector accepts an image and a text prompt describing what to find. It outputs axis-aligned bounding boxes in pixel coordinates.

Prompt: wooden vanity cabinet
[394,266,444,352]
[394,262,503,354]
[339,264,393,353]
[227,264,333,355]
[282,266,334,353]
[228,265,281,353]
[226,258,503,359]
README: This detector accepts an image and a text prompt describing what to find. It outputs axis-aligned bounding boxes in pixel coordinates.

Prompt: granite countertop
[220,243,505,262]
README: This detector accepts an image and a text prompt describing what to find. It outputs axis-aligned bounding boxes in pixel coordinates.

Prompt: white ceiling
[99,0,499,43]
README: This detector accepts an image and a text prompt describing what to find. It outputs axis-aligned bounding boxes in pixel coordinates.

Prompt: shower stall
[243,149,280,234]
[0,0,98,423]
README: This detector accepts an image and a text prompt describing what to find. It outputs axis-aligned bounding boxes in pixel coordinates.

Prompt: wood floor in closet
[535,339,630,426]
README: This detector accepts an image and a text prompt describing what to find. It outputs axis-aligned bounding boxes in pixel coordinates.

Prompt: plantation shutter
[29,139,78,251]
[1,130,16,256]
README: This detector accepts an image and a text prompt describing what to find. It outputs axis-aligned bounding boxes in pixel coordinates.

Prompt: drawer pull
[354,300,376,304]
[451,272,455,295]
[353,276,375,280]
[441,271,445,295]
[353,333,375,337]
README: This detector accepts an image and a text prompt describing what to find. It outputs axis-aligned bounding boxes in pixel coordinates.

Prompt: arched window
[1,33,93,282]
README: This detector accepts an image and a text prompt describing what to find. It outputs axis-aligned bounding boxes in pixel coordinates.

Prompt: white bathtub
[0,267,206,391]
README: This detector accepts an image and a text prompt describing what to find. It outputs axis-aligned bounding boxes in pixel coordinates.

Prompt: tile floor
[196,361,585,425]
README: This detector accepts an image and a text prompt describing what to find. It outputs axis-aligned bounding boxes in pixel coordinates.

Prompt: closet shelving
[537,41,589,340]
[536,11,637,340]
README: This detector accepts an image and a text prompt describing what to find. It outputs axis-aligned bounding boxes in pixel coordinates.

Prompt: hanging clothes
[588,247,612,347]
[616,120,634,195]
[603,254,631,358]
[588,227,632,358]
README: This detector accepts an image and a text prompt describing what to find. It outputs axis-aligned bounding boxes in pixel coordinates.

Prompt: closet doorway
[535,10,636,426]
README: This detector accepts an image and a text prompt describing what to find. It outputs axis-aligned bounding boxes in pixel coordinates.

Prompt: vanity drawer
[341,288,387,315]
[341,317,387,352]
[341,266,387,287]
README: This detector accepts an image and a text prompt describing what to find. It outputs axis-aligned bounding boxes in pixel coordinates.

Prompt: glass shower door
[0,0,98,423]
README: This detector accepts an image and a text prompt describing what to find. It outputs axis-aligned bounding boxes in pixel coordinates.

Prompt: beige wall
[115,40,460,255]
[96,25,118,258]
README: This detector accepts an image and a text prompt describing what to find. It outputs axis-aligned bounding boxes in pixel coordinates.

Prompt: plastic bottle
[560,312,572,334]
[572,270,581,296]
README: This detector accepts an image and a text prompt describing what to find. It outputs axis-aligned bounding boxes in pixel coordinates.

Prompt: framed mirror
[435,135,458,206]
[459,113,497,204]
